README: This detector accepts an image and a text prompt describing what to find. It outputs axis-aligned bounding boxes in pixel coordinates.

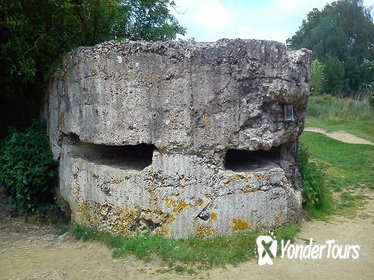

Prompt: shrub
[310,59,325,95]
[297,144,333,218]
[370,83,374,108]
[0,120,57,215]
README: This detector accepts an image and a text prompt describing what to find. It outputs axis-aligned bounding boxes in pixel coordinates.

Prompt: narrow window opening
[284,104,294,122]
[70,142,155,170]
[224,147,281,172]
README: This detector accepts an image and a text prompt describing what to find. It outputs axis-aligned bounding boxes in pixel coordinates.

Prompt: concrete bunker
[47,39,311,237]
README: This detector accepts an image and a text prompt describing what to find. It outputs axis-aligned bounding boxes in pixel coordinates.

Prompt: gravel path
[304,127,374,145]
[1,188,373,280]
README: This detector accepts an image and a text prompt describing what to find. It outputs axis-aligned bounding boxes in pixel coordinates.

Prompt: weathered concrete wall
[47,39,311,237]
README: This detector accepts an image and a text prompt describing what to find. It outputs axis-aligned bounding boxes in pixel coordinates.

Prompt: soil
[1,188,373,280]
[304,127,374,145]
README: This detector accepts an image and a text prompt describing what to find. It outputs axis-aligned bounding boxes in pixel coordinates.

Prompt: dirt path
[304,127,374,145]
[1,188,373,280]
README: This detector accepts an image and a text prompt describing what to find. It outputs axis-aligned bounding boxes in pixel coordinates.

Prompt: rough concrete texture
[47,39,311,237]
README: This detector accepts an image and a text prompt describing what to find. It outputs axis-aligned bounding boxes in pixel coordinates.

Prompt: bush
[0,120,57,215]
[297,144,333,218]
[370,84,374,108]
[310,59,325,95]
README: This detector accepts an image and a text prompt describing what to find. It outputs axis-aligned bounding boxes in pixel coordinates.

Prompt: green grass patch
[300,131,373,219]
[301,132,374,191]
[70,223,299,268]
[303,94,374,218]
[156,263,197,275]
[334,191,369,219]
[306,95,374,143]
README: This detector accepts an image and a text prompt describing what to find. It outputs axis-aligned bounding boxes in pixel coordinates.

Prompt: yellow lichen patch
[169,115,177,123]
[158,215,176,236]
[197,198,204,206]
[164,198,190,213]
[178,174,185,186]
[195,224,215,236]
[147,174,156,186]
[274,215,281,224]
[73,186,81,199]
[58,115,65,125]
[255,174,265,180]
[159,226,168,236]
[118,207,137,223]
[166,215,176,224]
[72,199,184,237]
[241,187,257,193]
[174,201,188,213]
[202,115,210,127]
[209,212,217,221]
[110,179,124,185]
[75,201,90,214]
[73,201,95,226]
[224,173,253,184]
[209,203,215,209]
[231,218,250,231]
[204,193,211,199]
[165,197,176,209]
[113,207,140,234]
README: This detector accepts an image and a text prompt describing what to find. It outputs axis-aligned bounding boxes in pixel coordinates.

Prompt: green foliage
[0,0,185,83]
[0,0,185,137]
[310,59,325,95]
[323,55,347,94]
[297,144,333,219]
[125,0,186,41]
[0,120,57,215]
[287,0,374,96]
[363,60,374,107]
[71,223,299,267]
[370,87,374,107]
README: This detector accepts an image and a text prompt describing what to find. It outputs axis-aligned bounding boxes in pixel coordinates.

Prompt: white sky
[171,0,374,43]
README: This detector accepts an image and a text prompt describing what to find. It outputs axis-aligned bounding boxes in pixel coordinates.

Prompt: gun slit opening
[224,147,281,172]
[68,142,156,170]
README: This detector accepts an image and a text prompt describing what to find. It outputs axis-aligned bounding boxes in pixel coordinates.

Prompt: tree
[310,59,325,95]
[0,0,185,137]
[323,55,348,95]
[287,0,374,96]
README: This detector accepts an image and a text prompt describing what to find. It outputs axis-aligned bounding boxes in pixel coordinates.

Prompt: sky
[170,0,374,43]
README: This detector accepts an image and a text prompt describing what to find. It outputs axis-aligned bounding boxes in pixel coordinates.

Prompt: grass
[70,223,300,270]
[300,132,373,219]
[300,132,374,191]
[334,191,369,219]
[306,95,374,143]
[301,94,374,219]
